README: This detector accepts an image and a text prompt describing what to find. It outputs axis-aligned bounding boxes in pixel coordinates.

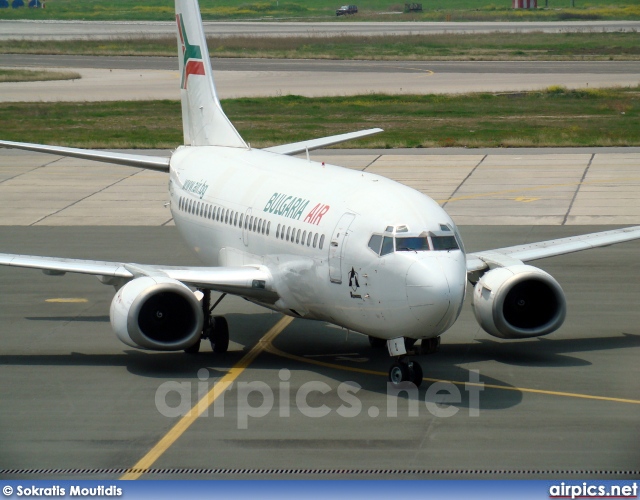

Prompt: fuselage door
[243,207,251,246]
[329,212,356,284]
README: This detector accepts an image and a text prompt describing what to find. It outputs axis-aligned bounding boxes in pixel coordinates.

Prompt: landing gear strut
[184,290,229,354]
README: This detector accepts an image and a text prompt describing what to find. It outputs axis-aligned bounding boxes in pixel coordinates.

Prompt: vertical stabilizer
[175,0,247,148]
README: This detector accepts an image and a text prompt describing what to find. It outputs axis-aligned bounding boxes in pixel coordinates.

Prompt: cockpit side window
[431,235,460,251]
[368,234,383,255]
[380,236,394,256]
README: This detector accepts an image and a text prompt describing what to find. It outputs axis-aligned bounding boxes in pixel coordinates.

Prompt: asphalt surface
[2,54,639,75]
[0,225,638,479]
[1,20,639,40]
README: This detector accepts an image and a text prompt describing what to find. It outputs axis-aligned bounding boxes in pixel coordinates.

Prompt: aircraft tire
[211,316,229,353]
[408,360,423,387]
[388,362,410,385]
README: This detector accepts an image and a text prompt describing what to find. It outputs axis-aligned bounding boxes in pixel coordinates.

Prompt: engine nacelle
[110,276,203,350]
[472,264,566,339]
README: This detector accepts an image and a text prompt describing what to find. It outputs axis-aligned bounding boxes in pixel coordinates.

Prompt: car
[336,4,357,15]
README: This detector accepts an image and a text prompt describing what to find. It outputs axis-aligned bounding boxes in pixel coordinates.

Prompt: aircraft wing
[0,140,170,172]
[466,225,640,273]
[0,253,277,302]
[262,128,383,156]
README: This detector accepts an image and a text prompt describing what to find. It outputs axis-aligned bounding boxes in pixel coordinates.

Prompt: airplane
[1,0,640,388]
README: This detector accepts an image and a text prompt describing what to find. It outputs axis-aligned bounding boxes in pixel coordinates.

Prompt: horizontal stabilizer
[0,140,170,172]
[263,128,383,156]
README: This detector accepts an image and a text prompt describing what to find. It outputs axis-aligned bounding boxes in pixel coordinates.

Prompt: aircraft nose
[405,254,467,333]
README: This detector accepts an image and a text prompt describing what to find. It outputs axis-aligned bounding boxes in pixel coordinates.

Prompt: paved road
[1,20,639,40]
[1,57,638,101]
[1,54,639,75]
[0,225,638,479]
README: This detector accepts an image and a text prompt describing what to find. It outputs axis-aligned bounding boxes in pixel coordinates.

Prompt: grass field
[0,86,637,149]
[0,0,639,21]
[0,68,80,82]
[2,31,639,61]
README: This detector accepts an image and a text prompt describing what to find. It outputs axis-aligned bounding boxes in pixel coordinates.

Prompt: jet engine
[110,276,203,350]
[472,264,566,339]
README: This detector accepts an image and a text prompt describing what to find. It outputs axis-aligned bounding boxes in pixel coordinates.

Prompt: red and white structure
[513,0,537,7]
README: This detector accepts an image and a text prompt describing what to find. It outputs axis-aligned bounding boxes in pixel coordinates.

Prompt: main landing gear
[184,290,229,354]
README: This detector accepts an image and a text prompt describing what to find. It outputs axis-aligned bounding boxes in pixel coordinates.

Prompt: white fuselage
[169,145,467,340]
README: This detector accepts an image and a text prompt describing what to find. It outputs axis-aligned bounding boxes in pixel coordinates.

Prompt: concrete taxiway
[1,56,638,101]
[2,148,640,226]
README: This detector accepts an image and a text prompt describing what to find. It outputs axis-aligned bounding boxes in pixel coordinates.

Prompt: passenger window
[224,209,228,224]
[313,233,318,248]
[276,224,281,238]
[295,229,300,244]
[286,226,291,241]
[368,234,382,255]
[234,212,238,226]
[239,214,243,227]
[319,234,325,250]
[380,236,394,256]
[302,231,307,245]
[188,200,193,214]
[307,232,312,246]
[266,221,271,236]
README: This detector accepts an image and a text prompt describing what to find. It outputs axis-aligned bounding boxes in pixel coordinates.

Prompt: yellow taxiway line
[120,315,294,480]
[265,341,640,406]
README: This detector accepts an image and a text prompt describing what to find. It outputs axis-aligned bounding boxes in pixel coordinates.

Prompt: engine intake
[472,264,566,339]
[110,276,203,350]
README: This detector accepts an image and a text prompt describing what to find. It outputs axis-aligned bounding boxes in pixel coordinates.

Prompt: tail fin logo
[176,13,205,90]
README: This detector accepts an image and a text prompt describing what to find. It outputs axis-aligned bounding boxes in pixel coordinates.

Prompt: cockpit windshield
[368,223,461,256]
[395,237,431,252]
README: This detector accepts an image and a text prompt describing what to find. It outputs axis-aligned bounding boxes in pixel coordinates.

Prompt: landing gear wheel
[388,362,410,385]
[369,336,387,349]
[421,336,441,355]
[407,360,423,387]
[184,339,201,354]
[210,316,229,354]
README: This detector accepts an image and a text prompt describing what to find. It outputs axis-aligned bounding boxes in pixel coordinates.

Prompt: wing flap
[0,140,170,172]
[263,128,383,156]
[467,225,640,273]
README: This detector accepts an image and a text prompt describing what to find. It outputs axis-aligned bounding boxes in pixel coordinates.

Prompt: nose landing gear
[386,337,424,388]
[389,359,423,387]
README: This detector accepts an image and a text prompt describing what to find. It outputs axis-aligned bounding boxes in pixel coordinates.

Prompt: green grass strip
[0,0,638,21]
[1,32,639,61]
[0,68,81,83]
[0,87,637,149]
